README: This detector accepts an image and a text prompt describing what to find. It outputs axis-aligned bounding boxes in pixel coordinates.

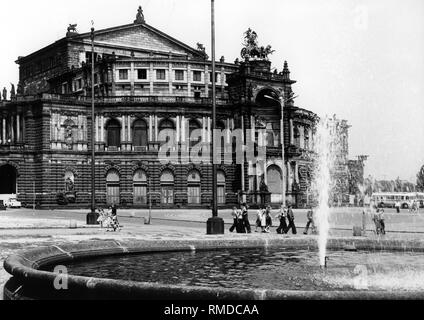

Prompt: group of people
[229,203,300,235]
[96,204,121,232]
[229,203,251,233]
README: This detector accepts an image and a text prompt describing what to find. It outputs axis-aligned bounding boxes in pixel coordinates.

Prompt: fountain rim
[4,237,424,300]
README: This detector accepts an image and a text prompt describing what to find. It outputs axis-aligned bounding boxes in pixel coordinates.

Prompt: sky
[0,0,423,182]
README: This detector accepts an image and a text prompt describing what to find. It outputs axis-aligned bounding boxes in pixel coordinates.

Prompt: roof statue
[66,24,79,38]
[134,6,145,24]
[196,43,209,59]
[10,83,16,100]
[240,28,274,61]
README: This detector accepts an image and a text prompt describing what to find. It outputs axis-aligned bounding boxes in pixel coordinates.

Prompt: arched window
[217,170,226,205]
[160,169,174,205]
[187,170,201,205]
[189,119,201,148]
[106,119,121,147]
[133,119,148,148]
[106,169,120,205]
[158,119,175,143]
[133,169,147,205]
[64,171,75,192]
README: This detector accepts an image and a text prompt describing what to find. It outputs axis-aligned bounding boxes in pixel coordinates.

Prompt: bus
[371,192,417,209]
[417,192,424,208]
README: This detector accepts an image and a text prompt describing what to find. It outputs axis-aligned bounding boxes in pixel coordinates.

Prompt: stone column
[149,63,154,95]
[187,64,191,96]
[130,62,135,96]
[176,116,180,143]
[226,118,230,144]
[169,62,173,95]
[204,65,209,97]
[149,115,153,141]
[16,114,20,142]
[207,117,211,143]
[95,116,99,142]
[127,115,132,142]
[121,116,125,143]
[290,119,294,145]
[10,115,14,143]
[111,64,116,95]
[181,116,186,143]
[100,115,104,143]
[154,115,158,141]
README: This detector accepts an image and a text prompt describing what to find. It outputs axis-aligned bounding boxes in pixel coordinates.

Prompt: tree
[417,165,424,192]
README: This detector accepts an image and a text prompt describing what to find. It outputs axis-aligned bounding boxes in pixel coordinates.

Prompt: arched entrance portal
[0,165,17,194]
[267,165,283,203]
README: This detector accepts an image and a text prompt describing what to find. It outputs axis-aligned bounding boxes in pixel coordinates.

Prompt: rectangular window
[156,69,166,80]
[175,70,184,81]
[193,71,202,82]
[119,69,129,80]
[137,69,147,80]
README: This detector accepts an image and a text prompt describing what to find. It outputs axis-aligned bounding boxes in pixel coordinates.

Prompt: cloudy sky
[0,0,423,182]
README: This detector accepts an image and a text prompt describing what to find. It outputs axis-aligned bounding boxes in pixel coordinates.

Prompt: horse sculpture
[67,24,78,33]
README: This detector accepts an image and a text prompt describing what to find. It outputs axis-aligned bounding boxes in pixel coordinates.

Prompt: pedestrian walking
[241,203,251,233]
[275,204,288,234]
[372,206,381,235]
[230,206,239,233]
[264,206,272,233]
[303,207,316,235]
[378,208,386,235]
[395,201,401,213]
[255,207,264,232]
[286,205,297,234]
[260,207,268,233]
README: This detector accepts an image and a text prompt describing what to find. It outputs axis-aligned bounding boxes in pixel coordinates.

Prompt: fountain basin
[4,237,424,300]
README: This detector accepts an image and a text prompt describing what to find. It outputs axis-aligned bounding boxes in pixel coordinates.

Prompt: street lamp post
[87,26,98,225]
[206,0,224,234]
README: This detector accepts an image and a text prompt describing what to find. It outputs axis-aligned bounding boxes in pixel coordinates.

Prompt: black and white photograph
[0,0,424,310]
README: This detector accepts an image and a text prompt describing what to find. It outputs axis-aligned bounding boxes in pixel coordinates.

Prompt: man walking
[303,207,316,235]
[276,204,288,234]
[378,208,386,235]
[395,201,401,213]
[241,203,251,233]
[286,205,297,234]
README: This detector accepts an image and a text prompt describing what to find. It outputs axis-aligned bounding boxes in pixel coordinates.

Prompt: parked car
[5,197,22,208]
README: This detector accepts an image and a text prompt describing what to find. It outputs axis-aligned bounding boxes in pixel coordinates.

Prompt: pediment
[78,23,203,58]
